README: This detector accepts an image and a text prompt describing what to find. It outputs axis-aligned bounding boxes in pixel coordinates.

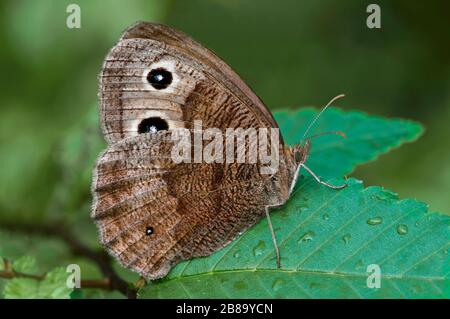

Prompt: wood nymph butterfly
[91,22,346,279]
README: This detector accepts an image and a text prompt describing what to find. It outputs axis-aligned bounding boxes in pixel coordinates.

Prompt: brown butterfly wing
[100,21,280,144]
[93,22,295,279]
[93,132,276,279]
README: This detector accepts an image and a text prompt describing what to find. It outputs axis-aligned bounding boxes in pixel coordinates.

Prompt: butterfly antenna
[300,94,345,143]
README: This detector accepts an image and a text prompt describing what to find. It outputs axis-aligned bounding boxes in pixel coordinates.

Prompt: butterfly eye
[294,151,302,163]
[145,226,154,236]
[138,117,169,134]
[147,68,172,89]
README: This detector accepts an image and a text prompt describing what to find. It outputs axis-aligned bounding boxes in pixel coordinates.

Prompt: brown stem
[0,266,44,280]
[0,221,138,298]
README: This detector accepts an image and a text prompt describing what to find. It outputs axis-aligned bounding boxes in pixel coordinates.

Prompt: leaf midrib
[164,268,447,284]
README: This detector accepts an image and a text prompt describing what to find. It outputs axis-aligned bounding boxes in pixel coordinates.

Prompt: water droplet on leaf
[309,282,325,289]
[342,233,351,244]
[396,224,408,235]
[309,282,319,289]
[412,285,422,293]
[367,216,383,226]
[272,279,284,291]
[298,231,315,244]
[253,240,266,257]
[233,281,247,290]
[322,214,330,221]
[355,260,364,270]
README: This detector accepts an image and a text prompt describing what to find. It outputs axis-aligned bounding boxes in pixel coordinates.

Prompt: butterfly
[91,22,346,280]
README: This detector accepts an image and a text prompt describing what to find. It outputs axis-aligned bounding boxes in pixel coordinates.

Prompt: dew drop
[272,279,284,292]
[253,240,266,257]
[309,282,319,289]
[367,216,383,226]
[233,281,247,290]
[354,259,364,270]
[309,282,325,289]
[412,285,422,294]
[396,224,408,235]
[298,231,315,244]
[233,251,240,258]
[322,214,330,221]
[342,233,351,244]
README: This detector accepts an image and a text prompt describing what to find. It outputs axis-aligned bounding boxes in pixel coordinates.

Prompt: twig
[0,221,138,298]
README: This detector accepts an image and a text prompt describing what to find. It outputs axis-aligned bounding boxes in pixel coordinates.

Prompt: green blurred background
[0,0,449,293]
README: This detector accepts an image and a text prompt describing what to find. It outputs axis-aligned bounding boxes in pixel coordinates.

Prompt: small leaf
[139,178,449,298]
[13,256,38,275]
[3,267,73,299]
[4,278,39,299]
[38,268,72,299]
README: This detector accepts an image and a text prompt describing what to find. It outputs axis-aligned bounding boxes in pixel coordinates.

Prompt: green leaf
[3,267,72,299]
[274,107,423,178]
[13,256,38,275]
[3,278,39,299]
[139,178,449,298]
[37,268,72,299]
[138,109,446,299]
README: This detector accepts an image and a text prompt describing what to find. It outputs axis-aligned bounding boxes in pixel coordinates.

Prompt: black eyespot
[146,226,154,236]
[138,117,169,134]
[271,175,279,182]
[147,68,172,89]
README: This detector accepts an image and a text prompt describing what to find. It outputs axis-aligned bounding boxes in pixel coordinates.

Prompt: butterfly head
[292,140,311,167]
[281,140,312,197]
[264,142,311,207]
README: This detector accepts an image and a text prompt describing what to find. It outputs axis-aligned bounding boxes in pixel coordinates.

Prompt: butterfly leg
[265,207,281,269]
[300,164,348,189]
